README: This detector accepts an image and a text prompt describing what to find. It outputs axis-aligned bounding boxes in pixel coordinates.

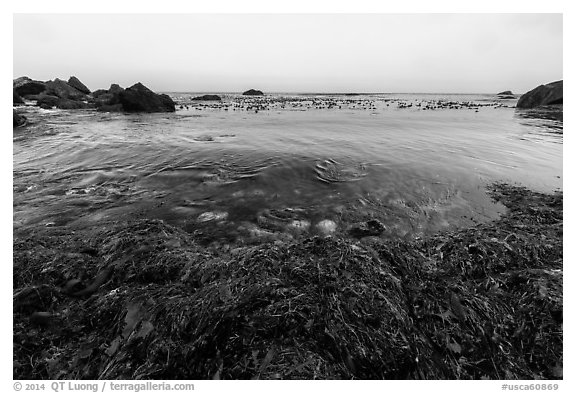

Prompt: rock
[288,220,311,232]
[13,90,24,105]
[67,76,91,94]
[348,219,386,238]
[13,77,46,96]
[516,80,563,109]
[192,94,222,101]
[108,84,124,95]
[91,89,109,98]
[242,89,264,96]
[56,98,91,110]
[35,94,59,108]
[13,110,27,127]
[45,78,87,100]
[30,312,54,327]
[36,94,90,109]
[117,82,175,113]
[316,219,337,236]
[497,90,513,95]
[97,103,124,112]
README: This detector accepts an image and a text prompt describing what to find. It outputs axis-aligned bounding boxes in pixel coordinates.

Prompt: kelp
[13,183,562,379]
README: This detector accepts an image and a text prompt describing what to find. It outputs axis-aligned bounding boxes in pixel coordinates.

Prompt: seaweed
[13,183,562,379]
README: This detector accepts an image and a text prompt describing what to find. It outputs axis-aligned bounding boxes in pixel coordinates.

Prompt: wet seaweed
[13,183,562,380]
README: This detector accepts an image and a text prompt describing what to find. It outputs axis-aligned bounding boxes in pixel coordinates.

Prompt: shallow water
[13,93,562,244]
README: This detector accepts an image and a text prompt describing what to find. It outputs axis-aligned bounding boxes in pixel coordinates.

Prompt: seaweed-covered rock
[117,82,175,113]
[517,80,563,109]
[242,89,264,96]
[67,76,91,94]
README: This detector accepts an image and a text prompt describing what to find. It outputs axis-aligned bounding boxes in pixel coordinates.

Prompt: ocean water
[13,93,562,245]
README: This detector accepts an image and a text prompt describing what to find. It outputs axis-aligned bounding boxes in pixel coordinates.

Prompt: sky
[13,14,562,94]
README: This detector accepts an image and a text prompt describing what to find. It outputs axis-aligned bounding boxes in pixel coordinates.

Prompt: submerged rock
[516,80,563,109]
[348,219,386,238]
[197,211,229,222]
[288,219,311,232]
[316,219,337,236]
[242,89,264,96]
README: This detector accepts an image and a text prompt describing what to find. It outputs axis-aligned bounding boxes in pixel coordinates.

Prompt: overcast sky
[13,13,562,93]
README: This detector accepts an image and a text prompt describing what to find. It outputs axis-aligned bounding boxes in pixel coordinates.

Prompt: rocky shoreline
[13,76,175,113]
[13,183,562,379]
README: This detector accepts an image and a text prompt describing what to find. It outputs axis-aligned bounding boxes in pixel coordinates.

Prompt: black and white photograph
[10,4,565,386]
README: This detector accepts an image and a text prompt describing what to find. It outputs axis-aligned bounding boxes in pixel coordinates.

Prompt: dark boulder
[91,84,124,108]
[348,219,386,238]
[192,94,222,101]
[35,94,90,109]
[56,98,91,110]
[36,94,59,108]
[96,103,124,112]
[117,82,175,113]
[67,76,91,94]
[497,90,513,95]
[516,80,563,109]
[13,110,27,127]
[91,89,109,98]
[13,90,24,105]
[45,78,87,100]
[14,77,46,96]
[242,89,264,96]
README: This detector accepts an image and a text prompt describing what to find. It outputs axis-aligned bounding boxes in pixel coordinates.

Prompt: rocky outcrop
[192,94,222,101]
[14,77,46,96]
[242,89,264,96]
[516,80,563,109]
[497,90,513,96]
[13,110,27,127]
[116,83,175,113]
[45,78,87,101]
[67,76,91,94]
